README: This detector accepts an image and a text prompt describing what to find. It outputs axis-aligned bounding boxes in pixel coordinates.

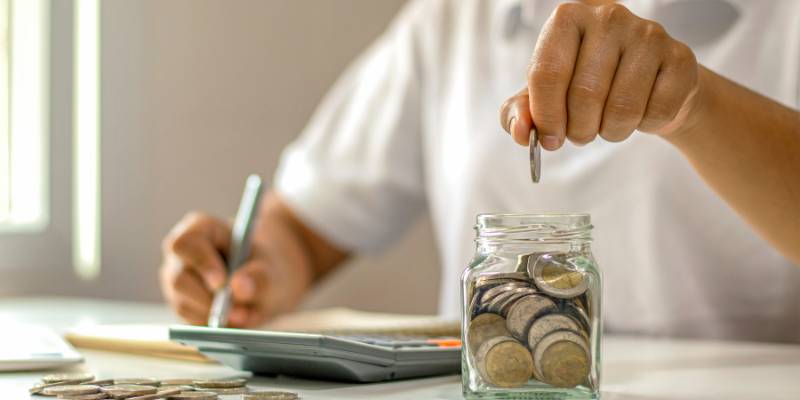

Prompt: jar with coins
[461,213,601,399]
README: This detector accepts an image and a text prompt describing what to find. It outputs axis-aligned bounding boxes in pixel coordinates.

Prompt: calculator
[169,326,461,382]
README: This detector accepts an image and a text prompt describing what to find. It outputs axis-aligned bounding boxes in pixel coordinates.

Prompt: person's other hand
[500,2,703,149]
[159,209,312,327]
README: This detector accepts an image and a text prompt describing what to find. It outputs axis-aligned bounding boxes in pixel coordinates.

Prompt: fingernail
[207,270,226,290]
[238,277,255,299]
[508,116,517,135]
[541,135,560,150]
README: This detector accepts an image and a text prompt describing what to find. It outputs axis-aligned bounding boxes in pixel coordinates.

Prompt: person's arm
[664,67,800,264]
[498,2,800,265]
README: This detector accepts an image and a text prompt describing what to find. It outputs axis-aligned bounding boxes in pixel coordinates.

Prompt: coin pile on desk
[29,373,300,399]
[466,253,593,389]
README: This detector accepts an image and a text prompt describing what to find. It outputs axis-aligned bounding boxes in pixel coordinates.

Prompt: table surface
[1,297,799,399]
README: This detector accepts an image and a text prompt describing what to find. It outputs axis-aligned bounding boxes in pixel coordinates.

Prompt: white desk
[2,297,799,399]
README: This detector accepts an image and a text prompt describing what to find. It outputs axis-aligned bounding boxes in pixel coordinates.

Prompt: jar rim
[475,213,592,243]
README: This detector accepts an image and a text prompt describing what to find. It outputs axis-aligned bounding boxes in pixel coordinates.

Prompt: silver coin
[193,378,247,388]
[57,392,110,400]
[527,313,585,355]
[42,384,101,396]
[159,379,195,386]
[30,379,88,394]
[196,386,250,395]
[43,372,95,384]
[127,388,181,400]
[166,393,218,399]
[529,127,541,183]
[100,384,158,397]
[113,378,160,386]
[529,253,589,299]
[244,391,299,399]
[505,294,557,342]
[563,300,592,332]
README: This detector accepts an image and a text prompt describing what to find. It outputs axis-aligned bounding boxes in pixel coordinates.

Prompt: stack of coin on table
[29,373,300,399]
[466,252,594,389]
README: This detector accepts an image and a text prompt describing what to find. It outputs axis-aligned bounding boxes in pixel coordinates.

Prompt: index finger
[528,3,586,150]
[163,213,231,290]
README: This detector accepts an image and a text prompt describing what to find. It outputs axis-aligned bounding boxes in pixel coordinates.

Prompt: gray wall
[2,0,441,315]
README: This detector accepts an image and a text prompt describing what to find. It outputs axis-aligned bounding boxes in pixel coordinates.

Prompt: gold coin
[532,330,590,388]
[529,254,589,299]
[505,294,556,341]
[467,313,510,353]
[475,336,533,388]
[527,313,585,354]
[540,340,590,388]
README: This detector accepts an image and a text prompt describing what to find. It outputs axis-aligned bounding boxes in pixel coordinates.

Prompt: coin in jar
[475,272,529,288]
[505,294,557,341]
[480,282,530,306]
[467,313,511,353]
[532,330,590,388]
[494,287,539,317]
[527,313,585,354]
[475,336,533,388]
[562,300,592,332]
[529,254,589,299]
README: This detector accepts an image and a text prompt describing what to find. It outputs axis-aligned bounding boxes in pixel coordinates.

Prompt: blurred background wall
[1,0,442,314]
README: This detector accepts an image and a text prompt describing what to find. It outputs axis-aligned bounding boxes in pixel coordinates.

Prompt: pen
[207,174,264,328]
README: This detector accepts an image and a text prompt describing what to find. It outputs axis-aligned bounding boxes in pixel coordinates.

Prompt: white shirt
[275,0,800,342]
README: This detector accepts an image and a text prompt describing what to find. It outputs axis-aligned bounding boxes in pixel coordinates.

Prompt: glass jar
[461,213,601,399]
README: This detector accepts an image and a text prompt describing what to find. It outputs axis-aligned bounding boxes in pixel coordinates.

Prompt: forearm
[260,192,350,285]
[666,66,800,264]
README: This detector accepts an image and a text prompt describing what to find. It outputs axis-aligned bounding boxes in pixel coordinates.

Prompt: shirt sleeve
[274,1,429,253]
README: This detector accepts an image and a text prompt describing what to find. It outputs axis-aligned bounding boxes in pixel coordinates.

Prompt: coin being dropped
[529,254,588,299]
[244,391,300,399]
[505,294,557,341]
[475,336,533,388]
[532,330,589,388]
[467,313,511,353]
[42,384,101,396]
[43,372,95,384]
[530,127,541,183]
[527,313,585,354]
[193,378,247,388]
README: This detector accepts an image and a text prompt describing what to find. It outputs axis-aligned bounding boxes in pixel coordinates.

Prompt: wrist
[660,65,716,146]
